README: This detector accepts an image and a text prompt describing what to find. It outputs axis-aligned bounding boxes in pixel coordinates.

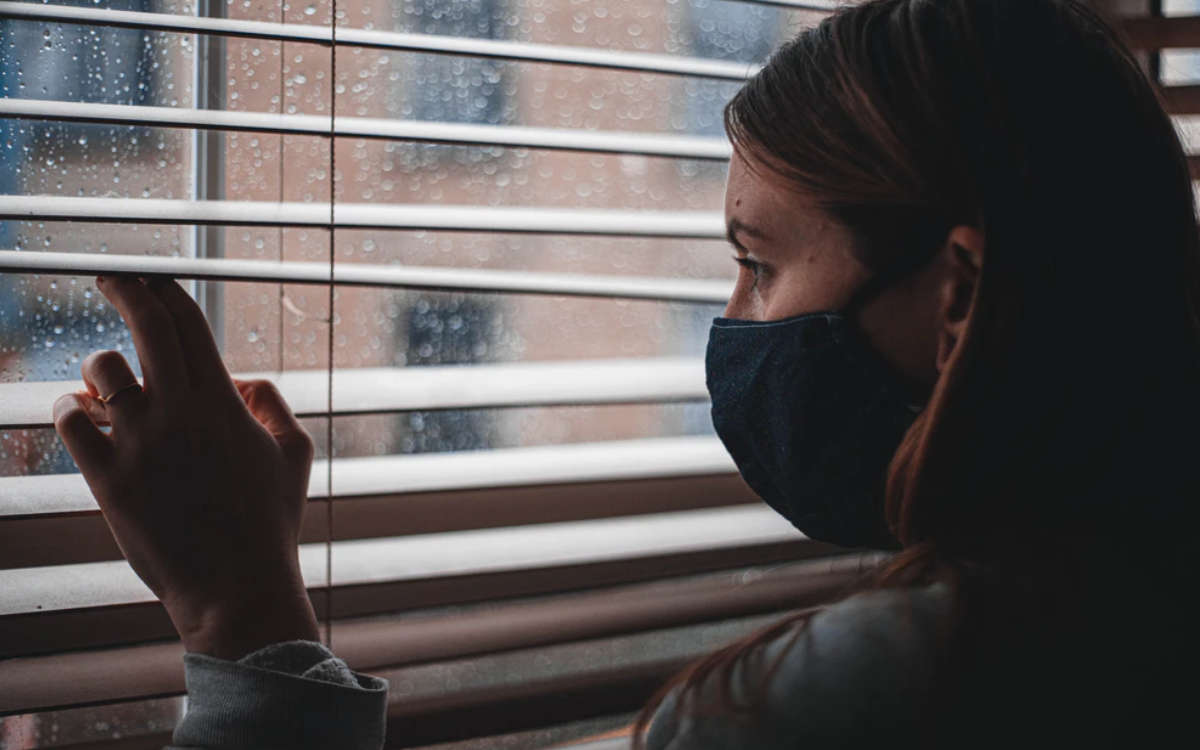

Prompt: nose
[722,282,754,320]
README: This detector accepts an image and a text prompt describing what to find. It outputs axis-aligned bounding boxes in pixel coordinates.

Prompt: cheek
[856,277,942,387]
[761,268,840,319]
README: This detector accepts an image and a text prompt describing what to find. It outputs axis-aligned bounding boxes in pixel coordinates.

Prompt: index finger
[146,278,239,400]
[95,275,189,398]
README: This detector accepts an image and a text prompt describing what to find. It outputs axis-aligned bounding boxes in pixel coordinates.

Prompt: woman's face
[722,148,982,389]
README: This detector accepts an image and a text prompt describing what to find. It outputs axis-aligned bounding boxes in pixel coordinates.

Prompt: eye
[733,255,765,288]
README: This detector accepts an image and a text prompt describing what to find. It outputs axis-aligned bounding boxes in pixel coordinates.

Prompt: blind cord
[324,0,337,650]
[276,0,285,396]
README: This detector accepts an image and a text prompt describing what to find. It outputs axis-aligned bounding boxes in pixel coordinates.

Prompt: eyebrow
[725,218,768,251]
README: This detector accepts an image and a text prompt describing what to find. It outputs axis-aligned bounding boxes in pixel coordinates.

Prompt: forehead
[723,150,828,238]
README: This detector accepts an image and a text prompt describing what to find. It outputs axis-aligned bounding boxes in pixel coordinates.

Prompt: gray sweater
[168,585,948,749]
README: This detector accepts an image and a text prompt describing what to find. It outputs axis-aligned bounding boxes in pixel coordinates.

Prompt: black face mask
[705,305,926,550]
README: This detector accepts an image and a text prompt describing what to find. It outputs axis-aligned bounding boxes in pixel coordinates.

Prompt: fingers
[145,278,238,399]
[95,276,188,398]
[81,350,147,428]
[79,390,111,426]
[53,393,114,479]
[235,379,314,462]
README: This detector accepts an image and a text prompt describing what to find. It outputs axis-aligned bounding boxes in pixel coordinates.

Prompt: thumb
[233,379,313,462]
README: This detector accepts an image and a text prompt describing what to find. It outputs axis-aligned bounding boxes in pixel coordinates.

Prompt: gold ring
[99,382,143,405]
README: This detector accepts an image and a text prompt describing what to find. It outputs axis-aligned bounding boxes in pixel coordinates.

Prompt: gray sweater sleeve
[164,586,943,750]
[643,585,948,750]
[168,640,388,750]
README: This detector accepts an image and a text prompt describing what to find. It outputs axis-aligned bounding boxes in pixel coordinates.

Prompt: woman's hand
[52,275,320,660]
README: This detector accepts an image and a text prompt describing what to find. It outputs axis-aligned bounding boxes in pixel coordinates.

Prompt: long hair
[634,0,1199,745]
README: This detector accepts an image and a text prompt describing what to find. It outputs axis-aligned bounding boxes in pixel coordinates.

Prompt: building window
[396,294,499,454]
[388,0,508,126]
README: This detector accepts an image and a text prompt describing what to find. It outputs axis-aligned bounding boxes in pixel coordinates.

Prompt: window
[0,0,854,746]
[395,295,498,454]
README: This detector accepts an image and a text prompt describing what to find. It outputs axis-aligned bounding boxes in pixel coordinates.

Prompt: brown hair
[635,0,1199,745]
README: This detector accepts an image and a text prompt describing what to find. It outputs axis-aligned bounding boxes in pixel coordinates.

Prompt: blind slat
[1121,14,1200,50]
[0,1,759,80]
[1161,85,1200,115]
[0,436,736,518]
[0,98,732,160]
[305,436,734,499]
[712,5,1194,53]
[0,557,860,715]
[2,540,819,658]
[335,25,760,79]
[724,2,1194,52]
[1,474,758,570]
[0,250,733,303]
[0,197,725,237]
[0,357,708,430]
[722,0,841,8]
[0,505,797,616]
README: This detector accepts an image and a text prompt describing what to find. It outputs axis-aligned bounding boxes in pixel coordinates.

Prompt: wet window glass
[0,0,822,744]
[683,1,783,137]
[393,0,508,125]
[1,1,195,480]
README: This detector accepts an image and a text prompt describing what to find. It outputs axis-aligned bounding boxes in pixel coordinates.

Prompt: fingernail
[95,275,106,285]
[52,393,81,423]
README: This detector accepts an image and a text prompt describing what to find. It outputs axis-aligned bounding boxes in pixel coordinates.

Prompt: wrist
[169,584,320,661]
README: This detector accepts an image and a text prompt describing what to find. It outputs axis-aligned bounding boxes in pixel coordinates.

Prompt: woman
[52,0,1195,747]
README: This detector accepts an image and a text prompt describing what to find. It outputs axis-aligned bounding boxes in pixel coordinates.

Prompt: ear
[935,225,985,374]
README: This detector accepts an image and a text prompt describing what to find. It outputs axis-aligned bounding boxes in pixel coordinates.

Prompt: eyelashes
[732,255,765,288]
[733,256,761,272]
